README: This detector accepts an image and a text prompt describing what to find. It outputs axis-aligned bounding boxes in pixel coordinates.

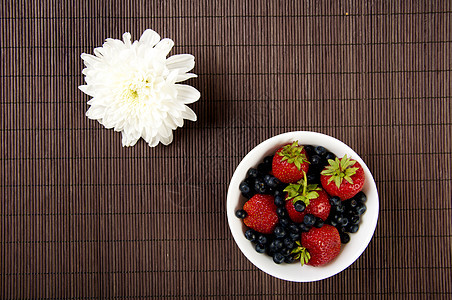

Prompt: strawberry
[243,194,278,234]
[284,174,331,222]
[292,225,341,266]
[272,141,310,183]
[320,155,365,201]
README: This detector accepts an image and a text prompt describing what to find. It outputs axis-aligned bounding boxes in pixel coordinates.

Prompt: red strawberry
[292,225,341,266]
[272,141,310,183]
[243,194,278,234]
[320,155,365,200]
[286,189,331,222]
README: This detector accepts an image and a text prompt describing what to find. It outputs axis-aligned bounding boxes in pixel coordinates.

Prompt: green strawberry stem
[321,154,359,188]
[278,141,309,171]
[291,241,311,266]
[284,172,320,206]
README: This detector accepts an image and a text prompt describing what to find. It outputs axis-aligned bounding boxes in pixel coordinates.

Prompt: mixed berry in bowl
[235,141,368,267]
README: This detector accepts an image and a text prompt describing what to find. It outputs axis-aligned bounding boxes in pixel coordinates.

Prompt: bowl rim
[226,131,379,282]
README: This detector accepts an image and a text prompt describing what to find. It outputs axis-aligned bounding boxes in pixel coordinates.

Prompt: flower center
[118,71,165,105]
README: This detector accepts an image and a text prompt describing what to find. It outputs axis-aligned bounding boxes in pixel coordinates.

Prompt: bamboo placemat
[1,0,451,298]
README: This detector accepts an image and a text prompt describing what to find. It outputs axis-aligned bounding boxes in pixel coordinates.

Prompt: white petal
[166,54,195,73]
[155,38,174,56]
[139,29,161,47]
[80,53,101,67]
[160,133,174,145]
[122,32,132,47]
[181,106,197,122]
[176,85,200,104]
[148,136,160,147]
[175,73,197,83]
[121,131,140,147]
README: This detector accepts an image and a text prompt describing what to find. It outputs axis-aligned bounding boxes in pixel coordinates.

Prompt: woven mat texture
[1,0,451,299]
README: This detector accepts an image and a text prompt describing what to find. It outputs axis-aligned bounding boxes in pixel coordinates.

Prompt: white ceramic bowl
[226,131,379,282]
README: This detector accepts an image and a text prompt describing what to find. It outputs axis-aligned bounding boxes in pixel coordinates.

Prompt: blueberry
[253,178,267,194]
[239,181,251,194]
[263,155,274,166]
[242,191,254,199]
[349,199,358,208]
[340,232,350,244]
[288,223,300,234]
[340,217,349,227]
[284,255,296,264]
[354,191,367,203]
[274,226,287,238]
[274,195,285,207]
[255,243,266,253]
[289,232,300,241]
[335,204,345,213]
[245,229,257,242]
[325,152,336,161]
[299,223,310,232]
[246,168,259,178]
[273,190,283,197]
[269,239,283,252]
[329,196,341,206]
[303,214,316,226]
[273,253,285,264]
[337,225,346,233]
[264,175,280,188]
[258,163,271,174]
[328,219,338,227]
[314,218,324,228]
[306,172,320,184]
[279,217,291,228]
[276,207,287,218]
[283,237,294,249]
[294,201,306,212]
[314,146,327,157]
[257,234,269,245]
[348,224,359,233]
[304,145,315,156]
[235,209,247,219]
[334,214,344,224]
[280,247,291,256]
[350,215,360,225]
[356,203,367,215]
[310,155,322,166]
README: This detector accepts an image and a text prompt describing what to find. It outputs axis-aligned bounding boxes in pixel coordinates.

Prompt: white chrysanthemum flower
[79,29,200,147]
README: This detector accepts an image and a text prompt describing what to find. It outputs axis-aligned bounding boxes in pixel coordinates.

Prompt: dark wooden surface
[1,0,451,298]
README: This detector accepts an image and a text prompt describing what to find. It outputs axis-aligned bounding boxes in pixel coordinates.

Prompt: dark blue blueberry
[349,199,358,208]
[283,237,294,249]
[337,225,346,233]
[258,162,271,174]
[239,181,251,194]
[306,172,320,184]
[263,155,274,166]
[274,226,287,238]
[294,200,306,212]
[348,224,359,233]
[273,190,283,197]
[314,218,324,228]
[245,229,257,242]
[304,145,315,156]
[273,252,285,264]
[335,204,345,213]
[288,223,301,234]
[242,191,255,199]
[255,243,266,253]
[354,191,367,203]
[253,178,267,194]
[279,247,291,256]
[279,217,291,228]
[284,255,296,264]
[328,219,338,227]
[325,152,336,161]
[269,239,283,252]
[274,195,285,207]
[310,155,322,166]
[356,203,367,215]
[264,175,280,188]
[303,214,316,226]
[299,223,310,232]
[276,207,287,218]
[289,232,300,241]
[257,234,269,245]
[329,196,341,206]
[334,214,344,224]
[350,215,360,225]
[314,146,327,157]
[235,209,247,219]
[340,217,349,227]
[340,232,350,244]
[246,168,260,178]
